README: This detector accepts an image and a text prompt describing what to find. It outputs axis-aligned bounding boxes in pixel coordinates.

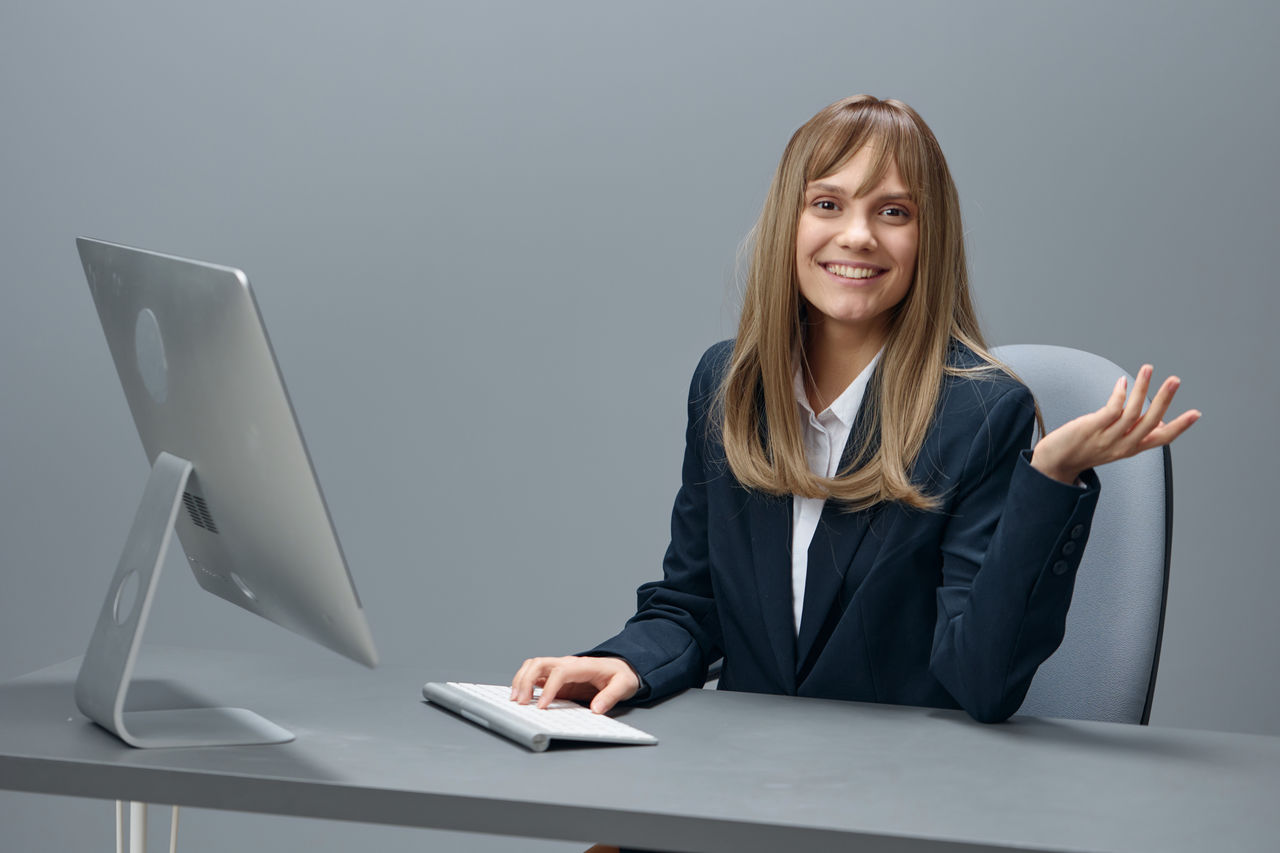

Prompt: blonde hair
[720,95,1008,511]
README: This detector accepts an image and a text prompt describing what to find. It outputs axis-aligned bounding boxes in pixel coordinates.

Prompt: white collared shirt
[790,352,881,634]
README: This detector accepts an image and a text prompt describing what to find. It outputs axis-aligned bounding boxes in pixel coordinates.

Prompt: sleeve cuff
[1019,448,1100,494]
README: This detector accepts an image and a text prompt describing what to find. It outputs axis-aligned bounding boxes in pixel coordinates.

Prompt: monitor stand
[74,451,294,748]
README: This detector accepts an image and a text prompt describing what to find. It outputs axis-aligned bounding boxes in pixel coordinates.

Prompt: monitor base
[74,451,295,748]
[115,707,293,748]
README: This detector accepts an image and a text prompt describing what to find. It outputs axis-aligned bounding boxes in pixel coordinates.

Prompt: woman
[510,95,1198,725]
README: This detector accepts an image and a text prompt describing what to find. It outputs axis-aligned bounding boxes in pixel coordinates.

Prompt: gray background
[2,1,1275,851]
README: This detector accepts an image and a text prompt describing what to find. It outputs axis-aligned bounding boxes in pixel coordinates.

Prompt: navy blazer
[591,340,1101,723]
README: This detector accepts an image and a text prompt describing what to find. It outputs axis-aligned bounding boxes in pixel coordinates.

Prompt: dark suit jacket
[591,340,1101,723]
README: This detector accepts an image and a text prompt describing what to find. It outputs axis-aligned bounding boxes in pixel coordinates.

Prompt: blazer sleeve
[585,345,727,700]
[929,384,1100,723]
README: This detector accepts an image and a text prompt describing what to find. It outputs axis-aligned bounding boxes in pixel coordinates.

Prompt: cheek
[902,252,918,283]
[794,216,827,261]
[895,229,920,277]
[793,231,810,267]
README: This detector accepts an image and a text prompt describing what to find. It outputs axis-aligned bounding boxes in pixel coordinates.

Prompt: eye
[881,205,912,220]
[811,199,839,212]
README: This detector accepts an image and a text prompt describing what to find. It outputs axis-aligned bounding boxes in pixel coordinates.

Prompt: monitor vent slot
[182,491,220,534]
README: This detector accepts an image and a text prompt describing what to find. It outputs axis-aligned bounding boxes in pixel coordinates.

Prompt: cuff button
[1052,560,1070,576]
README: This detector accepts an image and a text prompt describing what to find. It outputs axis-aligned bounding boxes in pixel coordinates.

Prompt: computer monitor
[73,237,377,748]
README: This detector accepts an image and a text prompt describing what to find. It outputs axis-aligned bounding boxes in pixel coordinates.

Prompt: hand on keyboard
[423,682,658,750]
[510,655,640,714]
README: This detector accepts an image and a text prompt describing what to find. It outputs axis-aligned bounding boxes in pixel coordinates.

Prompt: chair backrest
[992,345,1171,725]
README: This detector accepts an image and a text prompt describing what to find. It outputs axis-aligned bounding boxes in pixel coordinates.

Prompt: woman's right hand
[509,655,640,715]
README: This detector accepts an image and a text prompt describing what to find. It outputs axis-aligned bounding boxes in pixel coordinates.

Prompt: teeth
[825,264,880,280]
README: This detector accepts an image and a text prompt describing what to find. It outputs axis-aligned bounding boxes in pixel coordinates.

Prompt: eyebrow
[806,182,913,202]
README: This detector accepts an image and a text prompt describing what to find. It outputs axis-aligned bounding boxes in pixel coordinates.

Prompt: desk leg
[116,801,179,853]
[119,799,146,850]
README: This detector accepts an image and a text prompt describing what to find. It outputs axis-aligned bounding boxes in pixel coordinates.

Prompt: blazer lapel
[794,504,873,669]
[746,491,797,694]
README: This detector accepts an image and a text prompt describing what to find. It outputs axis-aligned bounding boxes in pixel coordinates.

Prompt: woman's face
[795,146,919,346]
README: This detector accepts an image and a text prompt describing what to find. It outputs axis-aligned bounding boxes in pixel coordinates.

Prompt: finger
[512,658,551,704]
[1136,409,1202,451]
[538,666,570,709]
[512,658,546,702]
[589,670,639,715]
[1099,375,1127,424]
[1128,376,1181,442]
[1113,365,1153,434]
[510,659,532,700]
[1073,376,1126,436]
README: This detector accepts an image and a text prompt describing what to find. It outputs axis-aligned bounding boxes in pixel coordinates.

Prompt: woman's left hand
[1030,364,1201,485]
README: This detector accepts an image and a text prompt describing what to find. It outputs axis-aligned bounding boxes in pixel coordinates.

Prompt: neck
[802,319,886,414]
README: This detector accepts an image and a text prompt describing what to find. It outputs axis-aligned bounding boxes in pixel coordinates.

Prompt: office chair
[993,344,1172,725]
[701,345,1172,725]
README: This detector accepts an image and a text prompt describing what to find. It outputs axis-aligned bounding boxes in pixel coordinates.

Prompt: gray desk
[1,647,1276,852]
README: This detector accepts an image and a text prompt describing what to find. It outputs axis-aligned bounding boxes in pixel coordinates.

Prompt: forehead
[808,146,910,197]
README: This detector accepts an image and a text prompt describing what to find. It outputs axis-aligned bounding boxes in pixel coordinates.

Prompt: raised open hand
[1029,364,1201,485]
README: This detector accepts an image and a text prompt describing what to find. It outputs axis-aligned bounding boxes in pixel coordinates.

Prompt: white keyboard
[422,681,658,752]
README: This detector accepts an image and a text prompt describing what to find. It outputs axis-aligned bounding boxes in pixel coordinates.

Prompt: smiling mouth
[823,263,884,280]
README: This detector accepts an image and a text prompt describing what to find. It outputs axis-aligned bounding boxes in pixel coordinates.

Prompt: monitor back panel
[77,238,377,667]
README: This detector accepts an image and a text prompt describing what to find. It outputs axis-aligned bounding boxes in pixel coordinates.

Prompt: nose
[838,214,876,251]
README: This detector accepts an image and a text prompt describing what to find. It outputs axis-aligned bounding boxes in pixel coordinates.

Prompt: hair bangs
[804,101,927,205]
